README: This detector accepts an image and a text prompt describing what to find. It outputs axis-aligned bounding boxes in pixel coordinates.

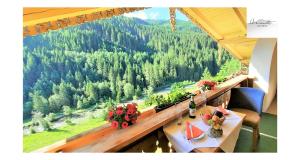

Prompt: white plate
[182,127,205,140]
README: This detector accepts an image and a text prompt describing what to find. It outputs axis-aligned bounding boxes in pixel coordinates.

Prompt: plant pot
[155,103,173,112]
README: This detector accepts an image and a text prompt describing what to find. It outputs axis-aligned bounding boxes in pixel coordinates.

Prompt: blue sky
[124,8,189,21]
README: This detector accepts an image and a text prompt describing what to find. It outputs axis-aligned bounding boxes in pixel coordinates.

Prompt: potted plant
[196,80,217,92]
[107,103,140,129]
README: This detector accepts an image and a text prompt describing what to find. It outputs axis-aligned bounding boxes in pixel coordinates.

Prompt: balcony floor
[235,112,277,152]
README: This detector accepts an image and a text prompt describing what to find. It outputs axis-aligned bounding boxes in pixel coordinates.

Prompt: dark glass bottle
[189,95,196,118]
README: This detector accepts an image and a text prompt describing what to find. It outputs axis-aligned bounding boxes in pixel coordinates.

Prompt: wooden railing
[34,75,251,153]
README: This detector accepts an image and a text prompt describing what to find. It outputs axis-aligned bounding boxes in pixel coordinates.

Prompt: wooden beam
[221,30,246,40]
[219,36,248,44]
[232,8,247,32]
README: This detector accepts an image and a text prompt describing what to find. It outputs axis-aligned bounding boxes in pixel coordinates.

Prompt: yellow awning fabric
[179,8,257,64]
[23,7,256,64]
[23,7,146,37]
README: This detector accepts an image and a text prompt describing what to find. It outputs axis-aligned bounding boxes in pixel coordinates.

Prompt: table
[163,105,245,153]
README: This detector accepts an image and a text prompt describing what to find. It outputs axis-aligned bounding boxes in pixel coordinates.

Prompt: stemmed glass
[199,88,207,108]
[224,90,231,109]
[175,102,182,125]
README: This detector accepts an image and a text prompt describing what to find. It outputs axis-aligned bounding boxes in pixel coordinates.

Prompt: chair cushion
[230,108,260,127]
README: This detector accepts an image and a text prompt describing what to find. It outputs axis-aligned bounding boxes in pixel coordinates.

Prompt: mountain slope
[23,16,233,118]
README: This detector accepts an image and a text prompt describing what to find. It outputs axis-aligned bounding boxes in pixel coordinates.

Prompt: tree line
[23,16,238,119]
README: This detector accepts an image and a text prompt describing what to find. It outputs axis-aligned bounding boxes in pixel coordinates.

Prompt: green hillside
[23,16,236,119]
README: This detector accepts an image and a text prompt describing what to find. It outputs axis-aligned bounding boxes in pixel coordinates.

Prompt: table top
[164,105,246,153]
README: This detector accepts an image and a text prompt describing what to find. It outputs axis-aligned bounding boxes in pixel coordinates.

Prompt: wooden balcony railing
[34,75,252,153]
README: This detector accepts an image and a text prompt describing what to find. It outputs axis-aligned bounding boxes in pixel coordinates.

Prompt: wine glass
[175,103,182,125]
[224,90,231,109]
[199,88,207,108]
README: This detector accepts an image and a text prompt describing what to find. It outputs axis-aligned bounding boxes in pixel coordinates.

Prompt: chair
[227,87,265,152]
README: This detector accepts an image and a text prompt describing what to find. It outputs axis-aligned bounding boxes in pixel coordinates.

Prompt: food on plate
[185,121,204,139]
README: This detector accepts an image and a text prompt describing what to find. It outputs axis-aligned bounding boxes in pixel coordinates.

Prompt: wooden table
[164,106,246,153]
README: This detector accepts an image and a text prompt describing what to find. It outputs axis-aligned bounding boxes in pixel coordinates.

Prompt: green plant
[133,95,138,100]
[45,113,55,122]
[63,106,72,117]
[144,94,157,106]
[168,85,187,104]
[31,112,52,131]
[29,126,36,134]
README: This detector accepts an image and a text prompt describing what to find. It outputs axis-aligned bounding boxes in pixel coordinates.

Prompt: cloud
[149,12,159,20]
[124,11,160,20]
[124,11,148,20]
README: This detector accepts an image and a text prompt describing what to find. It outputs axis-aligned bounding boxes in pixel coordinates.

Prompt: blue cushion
[227,87,265,115]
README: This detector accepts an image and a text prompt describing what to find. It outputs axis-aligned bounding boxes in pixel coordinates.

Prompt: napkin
[217,106,229,115]
[185,121,204,139]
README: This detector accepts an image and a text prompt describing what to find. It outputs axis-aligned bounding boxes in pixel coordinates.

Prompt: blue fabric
[227,87,265,115]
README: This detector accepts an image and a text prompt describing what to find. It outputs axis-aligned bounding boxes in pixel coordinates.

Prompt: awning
[23,8,146,36]
[23,7,256,64]
[179,8,257,64]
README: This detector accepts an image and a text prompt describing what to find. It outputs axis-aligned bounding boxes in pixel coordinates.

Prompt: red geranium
[131,119,136,124]
[111,121,119,128]
[108,111,114,119]
[108,103,139,129]
[127,109,135,115]
[196,80,217,91]
[116,109,123,115]
[117,106,123,110]
[121,122,129,129]
[127,103,137,112]
[125,114,130,121]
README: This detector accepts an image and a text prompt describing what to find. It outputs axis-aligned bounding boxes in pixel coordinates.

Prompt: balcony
[23,7,277,153]
[31,75,276,153]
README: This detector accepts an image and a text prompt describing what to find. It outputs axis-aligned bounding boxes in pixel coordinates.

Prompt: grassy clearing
[23,118,106,152]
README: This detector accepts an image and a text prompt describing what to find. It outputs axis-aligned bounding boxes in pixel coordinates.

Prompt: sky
[124,8,189,21]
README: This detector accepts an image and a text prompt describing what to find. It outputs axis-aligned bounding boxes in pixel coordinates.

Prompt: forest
[23,16,239,120]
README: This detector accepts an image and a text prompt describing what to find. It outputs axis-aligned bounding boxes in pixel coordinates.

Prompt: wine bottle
[189,95,196,118]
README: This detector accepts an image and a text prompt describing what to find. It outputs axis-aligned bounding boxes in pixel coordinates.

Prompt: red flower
[197,80,216,90]
[131,119,136,124]
[127,109,135,115]
[211,85,216,90]
[116,109,123,115]
[121,122,129,129]
[117,106,123,110]
[111,121,119,128]
[127,103,137,112]
[125,114,130,121]
[108,111,114,118]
